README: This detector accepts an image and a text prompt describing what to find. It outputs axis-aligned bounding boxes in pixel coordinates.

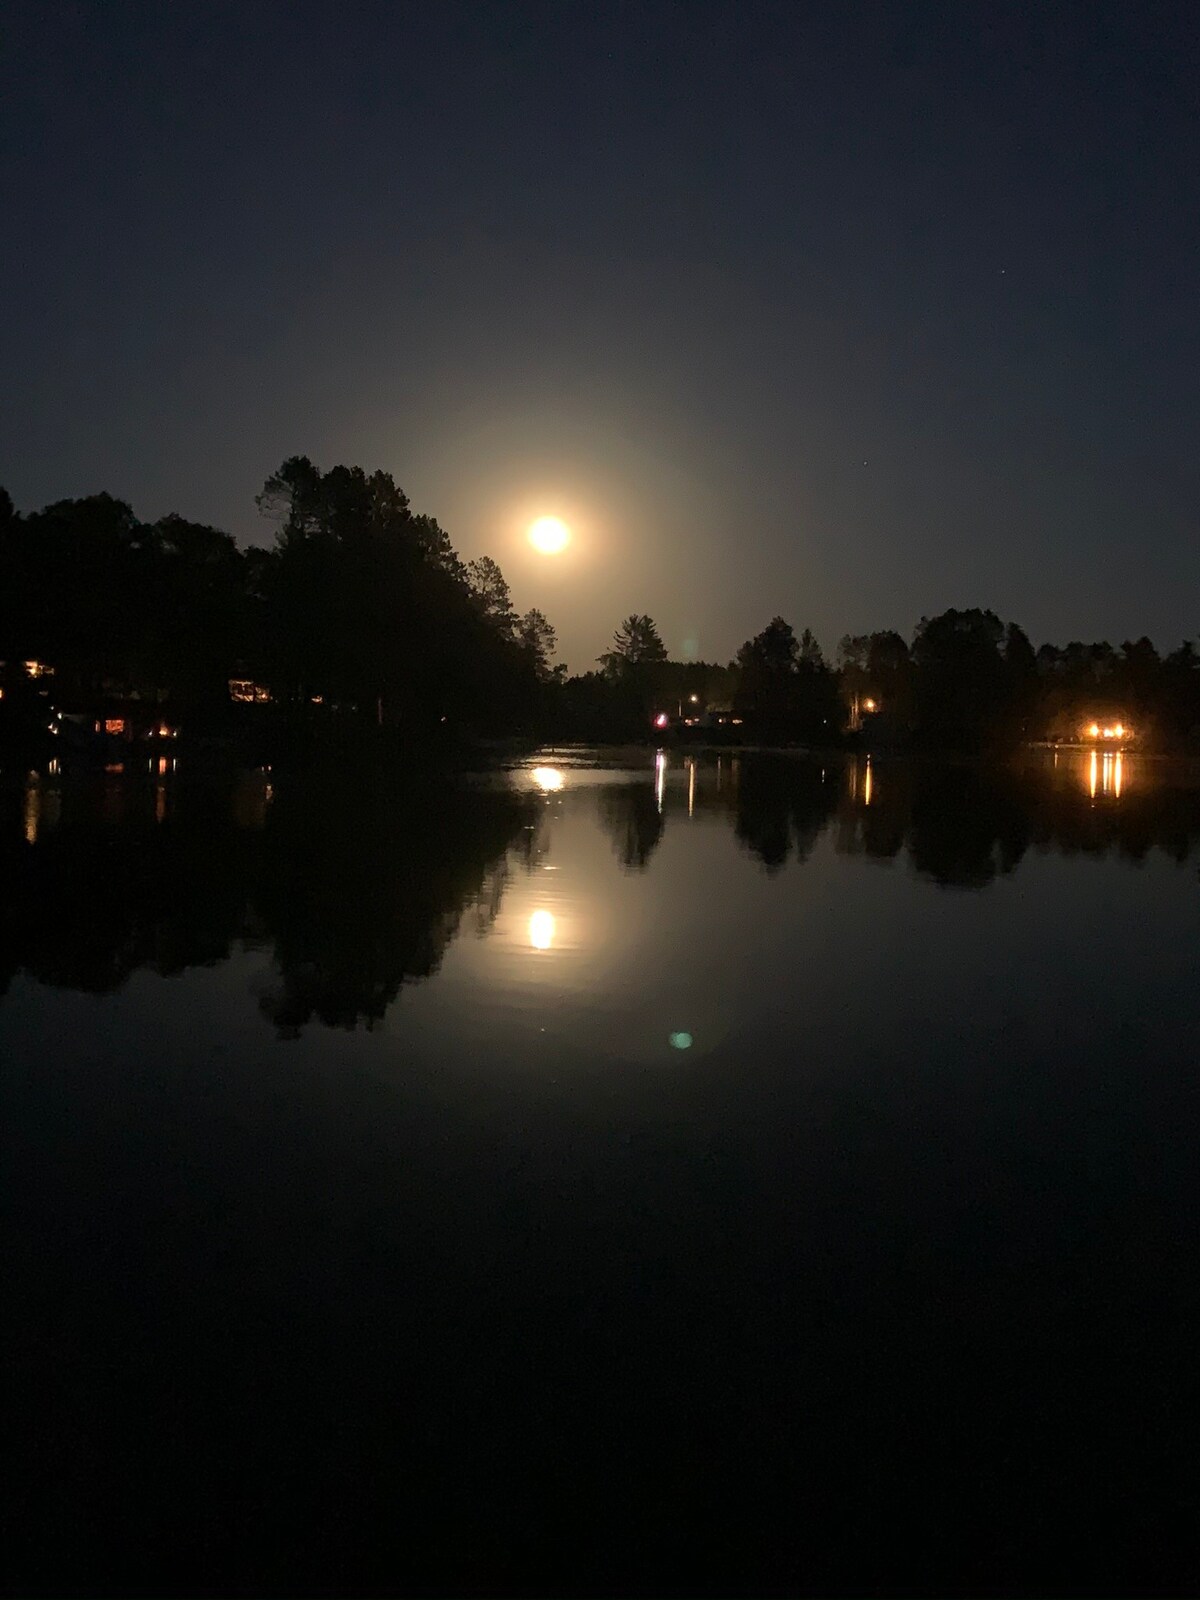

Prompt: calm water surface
[4,749,1199,1594]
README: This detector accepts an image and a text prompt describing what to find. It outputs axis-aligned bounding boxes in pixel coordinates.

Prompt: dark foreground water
[3,748,1199,1595]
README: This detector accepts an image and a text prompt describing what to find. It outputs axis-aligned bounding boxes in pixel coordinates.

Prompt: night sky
[3,0,1198,672]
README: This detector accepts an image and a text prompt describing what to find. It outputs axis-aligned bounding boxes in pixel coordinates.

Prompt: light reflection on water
[23,773,39,844]
[1087,747,1126,798]
[1,745,1197,1050]
[5,746,1200,1593]
[440,745,1200,1066]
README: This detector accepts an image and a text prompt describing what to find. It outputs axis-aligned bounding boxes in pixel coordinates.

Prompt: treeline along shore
[2,457,1198,759]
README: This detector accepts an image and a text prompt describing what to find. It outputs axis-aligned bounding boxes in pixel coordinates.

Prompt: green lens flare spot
[668,1031,693,1050]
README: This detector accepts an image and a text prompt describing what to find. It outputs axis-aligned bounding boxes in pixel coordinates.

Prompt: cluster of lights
[654,708,743,728]
[229,678,272,704]
[1083,721,1128,741]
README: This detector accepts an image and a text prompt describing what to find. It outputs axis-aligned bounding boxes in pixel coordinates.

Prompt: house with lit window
[228,677,273,704]
[43,701,181,755]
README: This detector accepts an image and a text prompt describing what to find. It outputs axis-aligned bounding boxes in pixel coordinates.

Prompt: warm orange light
[528,910,555,950]
[863,698,877,712]
[528,516,570,554]
[531,765,564,792]
[229,679,272,704]
[1082,719,1130,743]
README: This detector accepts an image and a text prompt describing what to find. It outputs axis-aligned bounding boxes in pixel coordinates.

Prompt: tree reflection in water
[833,752,1200,885]
[0,767,533,1030]
[599,781,664,871]
[256,774,531,1033]
[0,770,256,995]
[712,751,1200,885]
[4,752,1200,1013]
[732,757,838,873]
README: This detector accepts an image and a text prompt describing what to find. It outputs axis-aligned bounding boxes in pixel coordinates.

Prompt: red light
[654,712,669,728]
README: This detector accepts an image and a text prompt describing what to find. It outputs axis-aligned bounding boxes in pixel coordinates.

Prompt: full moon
[528,515,570,554]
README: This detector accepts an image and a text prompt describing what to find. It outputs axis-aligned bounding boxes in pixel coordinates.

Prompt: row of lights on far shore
[653,705,744,730]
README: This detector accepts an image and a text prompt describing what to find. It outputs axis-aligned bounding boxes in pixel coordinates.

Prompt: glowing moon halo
[528,516,570,554]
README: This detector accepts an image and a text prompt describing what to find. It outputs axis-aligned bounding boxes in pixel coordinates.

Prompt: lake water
[4,748,1199,1594]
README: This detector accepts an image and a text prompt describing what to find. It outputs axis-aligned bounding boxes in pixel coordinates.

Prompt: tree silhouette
[517,608,558,680]
[599,614,668,677]
[254,460,545,732]
[911,608,1008,750]
[736,617,839,741]
[591,614,669,728]
[6,467,1200,754]
[466,557,518,639]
